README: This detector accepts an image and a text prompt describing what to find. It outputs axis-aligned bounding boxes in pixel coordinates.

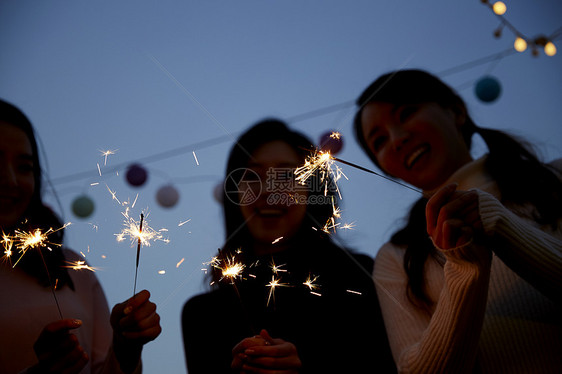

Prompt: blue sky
[1,1,561,372]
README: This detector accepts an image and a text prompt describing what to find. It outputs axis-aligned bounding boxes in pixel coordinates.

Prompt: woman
[0,99,162,374]
[353,69,562,373]
[182,119,395,373]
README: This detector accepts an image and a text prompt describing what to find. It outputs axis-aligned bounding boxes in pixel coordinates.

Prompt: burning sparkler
[114,208,167,296]
[1,224,71,318]
[296,147,421,194]
[295,149,347,199]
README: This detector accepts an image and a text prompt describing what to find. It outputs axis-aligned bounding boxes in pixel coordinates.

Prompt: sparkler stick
[38,249,64,319]
[331,156,422,194]
[133,213,144,296]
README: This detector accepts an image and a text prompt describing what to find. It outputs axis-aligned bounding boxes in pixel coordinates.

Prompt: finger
[41,319,82,336]
[34,320,82,355]
[125,290,151,313]
[441,218,469,248]
[38,334,86,373]
[120,323,162,342]
[426,183,457,234]
[246,342,297,358]
[120,301,158,330]
[233,336,268,355]
[51,343,89,374]
[259,329,274,345]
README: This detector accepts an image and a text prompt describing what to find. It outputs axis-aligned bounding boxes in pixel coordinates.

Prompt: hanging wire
[48,44,549,188]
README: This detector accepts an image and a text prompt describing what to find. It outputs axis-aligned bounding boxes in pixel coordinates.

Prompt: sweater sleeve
[374,241,491,374]
[477,189,562,301]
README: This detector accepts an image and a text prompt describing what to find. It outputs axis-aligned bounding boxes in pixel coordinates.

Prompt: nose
[0,163,18,187]
[388,125,410,150]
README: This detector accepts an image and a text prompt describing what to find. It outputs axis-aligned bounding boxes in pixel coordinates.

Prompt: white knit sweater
[374,157,562,373]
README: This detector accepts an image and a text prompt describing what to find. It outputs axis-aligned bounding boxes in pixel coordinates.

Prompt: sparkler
[133,213,143,296]
[1,225,70,319]
[295,150,347,199]
[114,208,167,295]
[296,147,421,194]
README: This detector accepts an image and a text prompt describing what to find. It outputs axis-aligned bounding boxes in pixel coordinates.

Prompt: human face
[239,140,307,255]
[360,102,472,191]
[0,122,35,229]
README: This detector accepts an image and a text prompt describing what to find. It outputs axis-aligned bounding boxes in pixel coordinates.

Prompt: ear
[451,101,467,129]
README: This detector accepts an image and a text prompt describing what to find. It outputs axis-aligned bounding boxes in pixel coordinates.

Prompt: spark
[330,131,342,140]
[97,163,102,177]
[131,194,139,209]
[322,198,342,233]
[266,275,289,307]
[340,222,356,230]
[158,270,166,275]
[178,219,191,226]
[270,261,287,274]
[64,260,96,272]
[106,184,122,205]
[192,151,199,166]
[99,149,117,165]
[271,236,283,244]
[176,258,185,268]
[90,182,99,186]
[303,274,320,291]
[346,289,362,295]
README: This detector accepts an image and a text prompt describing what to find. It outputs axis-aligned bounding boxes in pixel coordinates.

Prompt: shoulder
[182,289,231,320]
[547,158,562,177]
[374,242,406,278]
[322,242,375,273]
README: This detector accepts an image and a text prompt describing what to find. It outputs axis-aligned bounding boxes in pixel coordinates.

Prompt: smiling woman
[353,69,562,373]
[182,119,396,373]
[0,99,162,374]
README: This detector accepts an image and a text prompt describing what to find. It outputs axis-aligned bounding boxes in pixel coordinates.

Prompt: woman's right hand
[426,183,483,250]
[31,319,88,374]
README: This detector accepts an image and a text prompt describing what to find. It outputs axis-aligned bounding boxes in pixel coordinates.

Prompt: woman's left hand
[110,290,162,373]
[426,183,483,250]
[232,329,301,374]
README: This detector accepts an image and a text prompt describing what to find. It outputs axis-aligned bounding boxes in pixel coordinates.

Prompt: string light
[481,0,558,57]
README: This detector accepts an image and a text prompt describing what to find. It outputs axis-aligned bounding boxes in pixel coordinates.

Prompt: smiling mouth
[405,144,429,170]
[256,208,285,217]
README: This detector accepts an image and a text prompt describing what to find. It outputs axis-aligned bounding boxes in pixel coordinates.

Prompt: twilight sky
[1,1,561,372]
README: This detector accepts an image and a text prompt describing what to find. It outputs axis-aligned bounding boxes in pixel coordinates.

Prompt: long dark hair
[353,69,562,307]
[210,119,338,285]
[0,99,74,290]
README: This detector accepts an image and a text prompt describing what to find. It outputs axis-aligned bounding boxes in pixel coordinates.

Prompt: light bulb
[514,37,527,52]
[544,41,557,56]
[493,1,507,15]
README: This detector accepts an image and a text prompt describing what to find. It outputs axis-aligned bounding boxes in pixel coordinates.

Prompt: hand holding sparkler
[110,289,162,373]
[231,329,302,373]
[30,319,89,374]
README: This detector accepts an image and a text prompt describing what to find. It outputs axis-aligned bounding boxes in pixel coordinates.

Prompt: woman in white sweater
[353,69,561,373]
[0,99,161,374]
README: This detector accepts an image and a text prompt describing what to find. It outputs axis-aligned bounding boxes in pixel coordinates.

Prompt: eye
[17,161,34,174]
[397,105,417,123]
[372,136,387,152]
